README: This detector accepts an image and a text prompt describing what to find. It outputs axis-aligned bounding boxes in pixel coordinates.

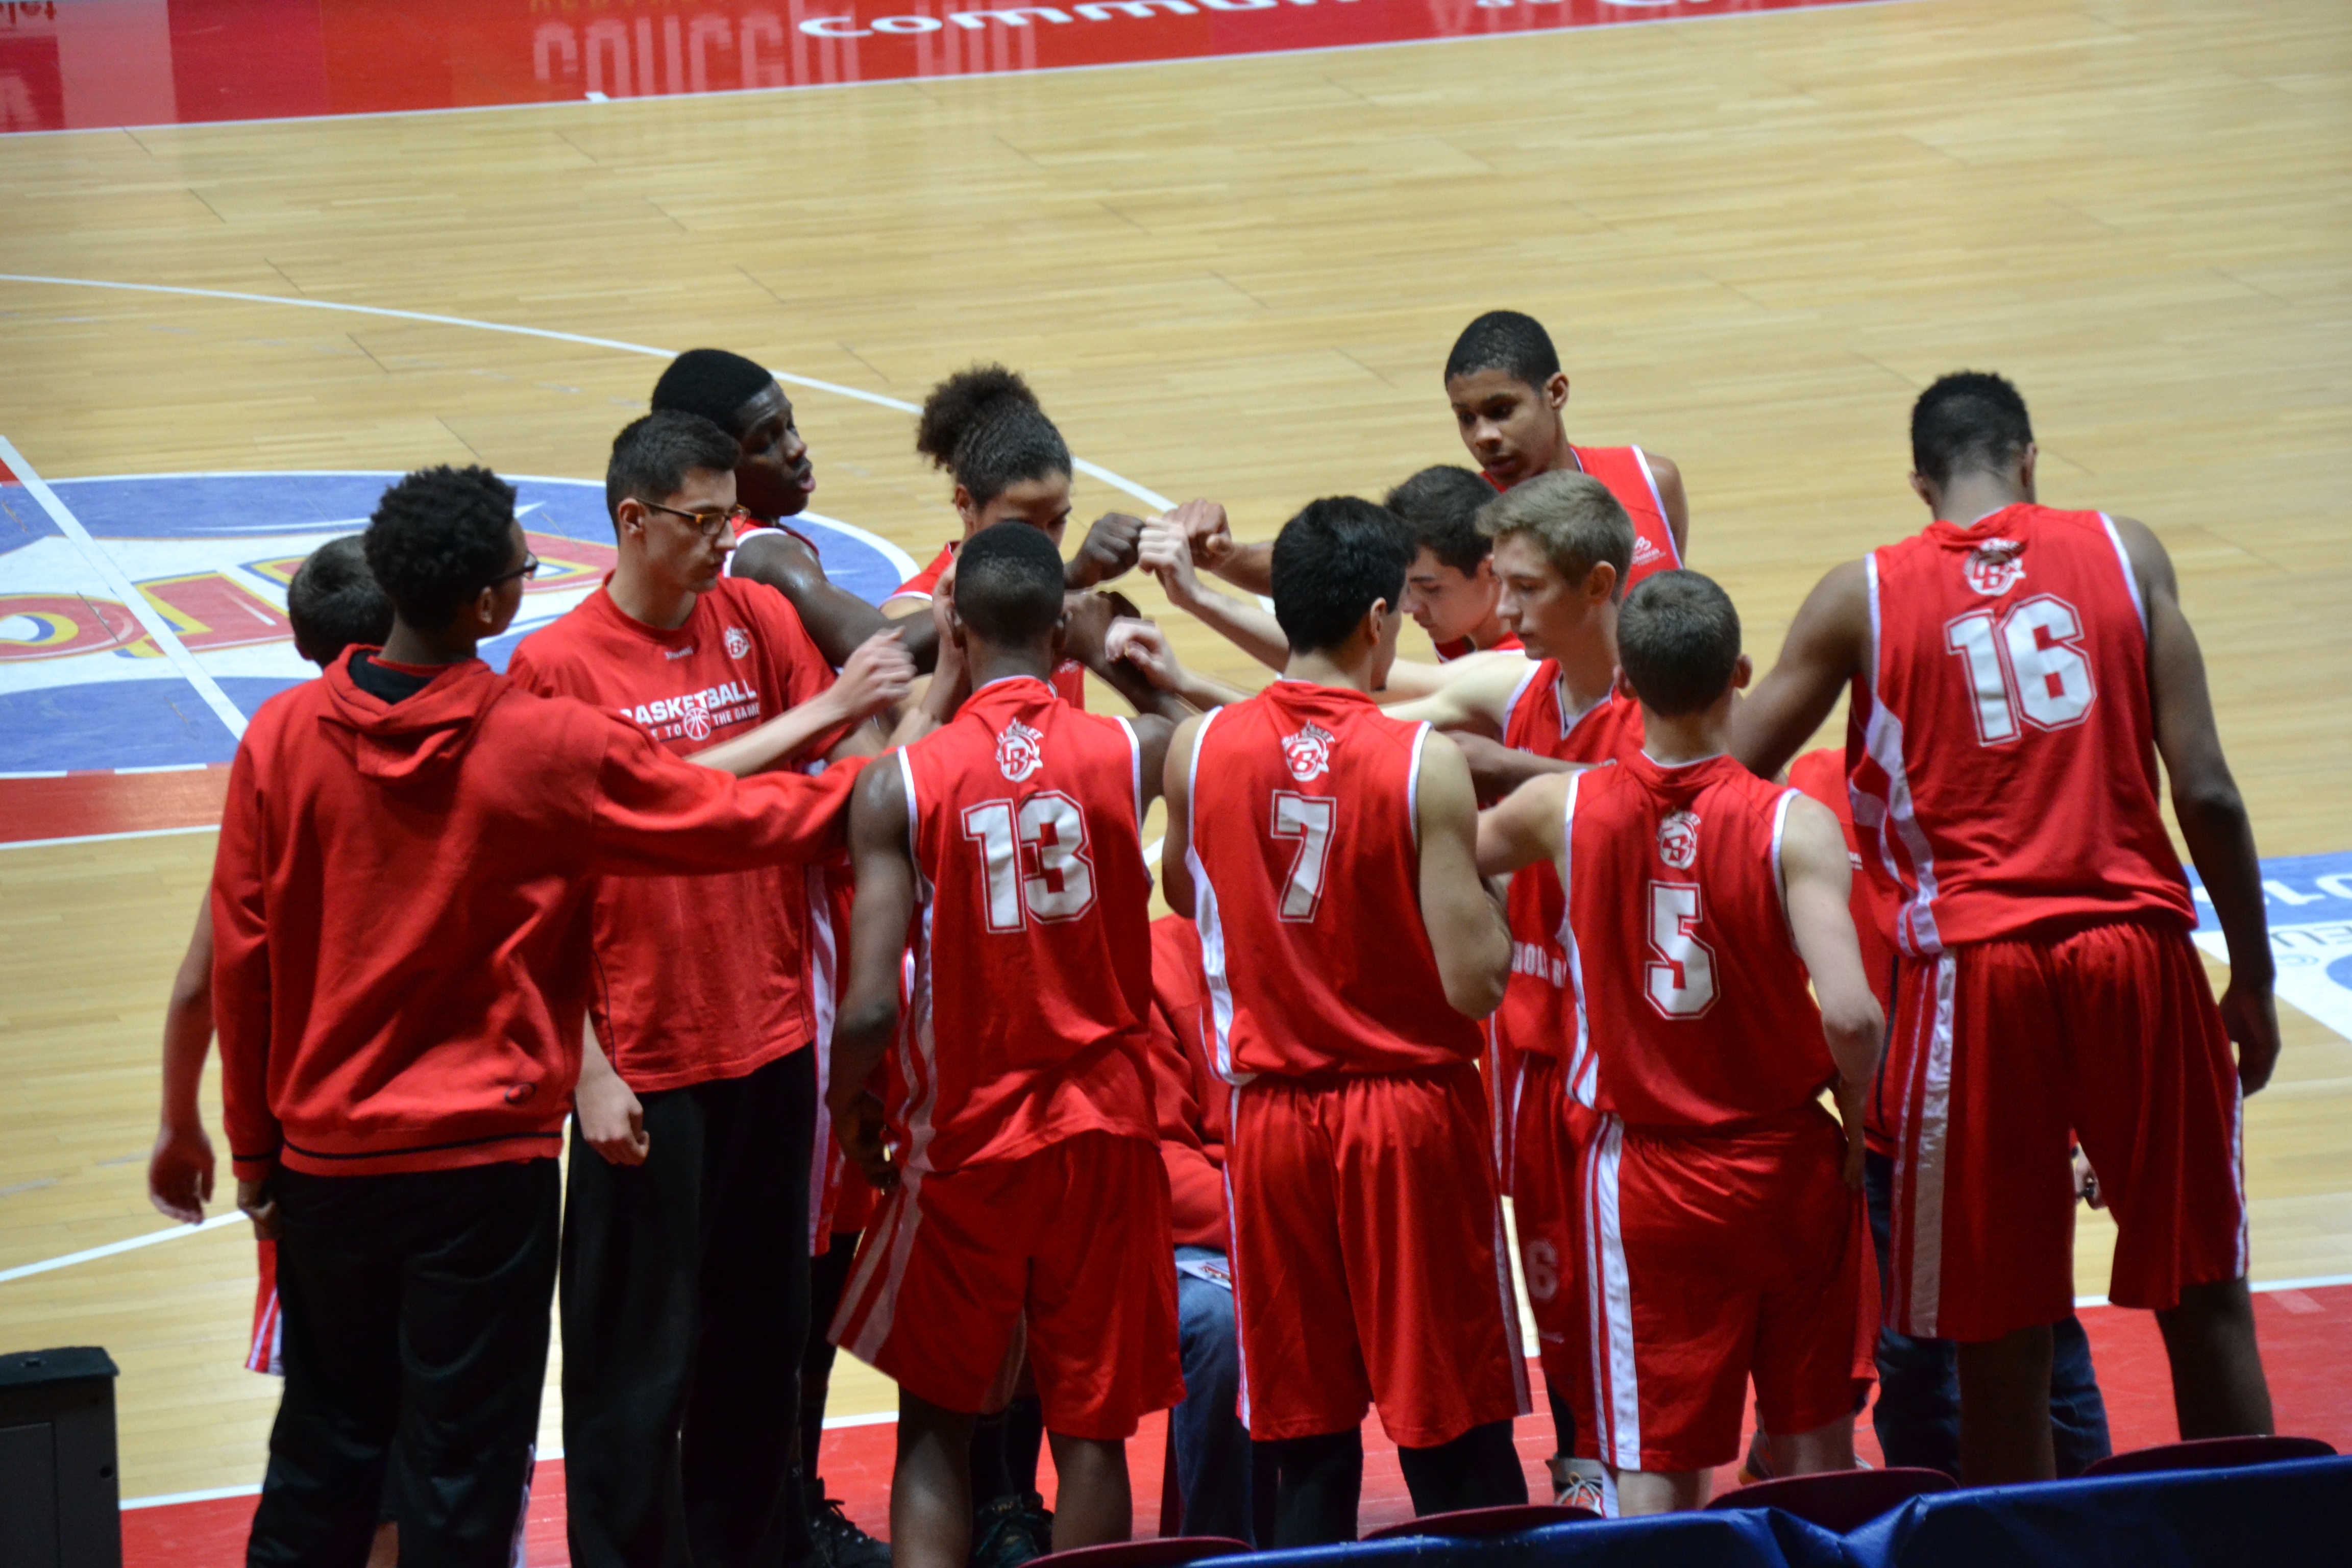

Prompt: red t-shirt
[893,675,1158,1174]
[1851,504,2195,952]
[1498,666,1644,1072]
[1485,445,1681,589]
[1188,681,1483,1079]
[1562,750,1831,1129]
[1147,915,1228,1251]
[888,542,1089,708]
[506,576,839,1093]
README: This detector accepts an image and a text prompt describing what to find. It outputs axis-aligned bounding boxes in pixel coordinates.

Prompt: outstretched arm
[1168,499,1275,597]
[1476,772,1574,879]
[1781,795,1885,1188]
[1730,559,1871,780]
[1158,715,1208,918]
[1130,713,1178,814]
[1415,733,1513,1019]
[1105,618,1258,711]
[830,759,916,1191]
[685,631,913,777]
[1140,519,1290,672]
[149,897,216,1224]
[2115,515,2278,1093]
[731,530,942,673]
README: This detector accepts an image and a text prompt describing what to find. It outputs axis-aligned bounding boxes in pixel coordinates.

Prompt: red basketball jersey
[893,675,1156,1174]
[1432,630,1524,662]
[1562,751,1832,1127]
[1486,445,1681,589]
[1498,668,1644,1076]
[891,542,1088,708]
[1187,681,1483,1079]
[1849,504,2196,954]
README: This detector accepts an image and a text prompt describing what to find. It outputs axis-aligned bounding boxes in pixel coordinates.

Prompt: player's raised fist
[1067,511,1147,588]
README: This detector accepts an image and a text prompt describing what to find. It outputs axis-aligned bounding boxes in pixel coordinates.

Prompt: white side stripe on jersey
[2099,513,2147,635]
[1628,447,1682,572]
[1185,708,1245,1084]
[1858,554,1946,957]
[1224,1083,1254,1431]
[1894,952,1956,1338]
[1405,721,1430,847]
[1559,770,1599,1108]
[1586,1116,1641,1469]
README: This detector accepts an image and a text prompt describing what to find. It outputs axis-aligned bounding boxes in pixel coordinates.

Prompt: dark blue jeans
[1172,1246,1257,1544]
[1865,1149,2113,1477]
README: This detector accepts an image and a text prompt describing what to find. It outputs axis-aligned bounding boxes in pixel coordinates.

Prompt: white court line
[0,1211,247,1285]
[0,823,220,852]
[0,436,248,740]
[0,276,1178,514]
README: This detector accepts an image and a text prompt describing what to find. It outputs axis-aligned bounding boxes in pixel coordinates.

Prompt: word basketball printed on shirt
[620,680,762,744]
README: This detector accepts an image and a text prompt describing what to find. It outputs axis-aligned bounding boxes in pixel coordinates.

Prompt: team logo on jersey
[1657,809,1701,870]
[724,626,752,660]
[1280,722,1335,783]
[1964,540,2027,597]
[996,718,1044,783]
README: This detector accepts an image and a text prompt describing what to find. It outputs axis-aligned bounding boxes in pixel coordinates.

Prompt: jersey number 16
[1943,594,2098,746]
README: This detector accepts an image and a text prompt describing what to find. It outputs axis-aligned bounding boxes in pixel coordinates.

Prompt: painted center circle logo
[0,472,914,775]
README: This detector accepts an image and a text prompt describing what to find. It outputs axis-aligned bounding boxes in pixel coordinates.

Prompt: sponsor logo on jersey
[1657,808,1701,870]
[665,645,696,659]
[1512,939,1569,987]
[1281,722,1335,782]
[996,718,1044,782]
[1632,534,1663,565]
[724,625,752,660]
[1964,539,2027,597]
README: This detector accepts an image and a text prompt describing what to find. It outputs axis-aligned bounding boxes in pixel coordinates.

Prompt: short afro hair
[1383,465,1498,575]
[606,410,744,525]
[1270,498,1413,655]
[953,521,1067,647]
[362,466,520,632]
[915,364,1071,508]
[1616,570,1743,718]
[1476,471,1632,598]
[1444,310,1561,390]
[1911,371,2034,489]
[286,535,393,666]
[650,349,776,438]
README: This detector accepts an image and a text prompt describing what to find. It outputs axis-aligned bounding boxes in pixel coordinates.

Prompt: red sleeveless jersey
[1486,445,1680,590]
[1561,751,1831,1128]
[1187,681,1483,1079]
[893,675,1156,1173]
[1498,667,1644,1071]
[1849,504,2195,954]
[890,542,1088,708]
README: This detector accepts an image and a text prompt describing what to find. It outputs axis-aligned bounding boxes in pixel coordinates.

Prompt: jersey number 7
[963,793,1097,931]
[1269,791,1336,923]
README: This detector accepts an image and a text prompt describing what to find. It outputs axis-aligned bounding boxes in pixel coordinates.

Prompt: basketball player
[1730,372,2277,1484]
[1478,570,1882,1515]
[1381,472,1645,1506]
[826,522,1183,1568]
[1164,308,1686,604]
[1159,498,1526,1548]
[216,464,869,1568]
[505,412,913,1568]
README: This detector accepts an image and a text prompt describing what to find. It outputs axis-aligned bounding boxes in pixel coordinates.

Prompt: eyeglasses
[644,501,751,539]
[488,552,541,586]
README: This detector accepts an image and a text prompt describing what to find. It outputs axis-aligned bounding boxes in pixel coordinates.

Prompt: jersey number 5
[1943,594,2098,746]
[1645,881,1718,1019]
[963,793,1097,932]
[1269,791,1336,922]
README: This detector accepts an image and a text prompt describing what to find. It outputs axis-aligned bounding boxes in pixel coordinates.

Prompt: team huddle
[153,310,2282,1568]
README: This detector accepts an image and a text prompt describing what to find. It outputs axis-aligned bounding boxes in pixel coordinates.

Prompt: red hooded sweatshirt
[211,649,866,1182]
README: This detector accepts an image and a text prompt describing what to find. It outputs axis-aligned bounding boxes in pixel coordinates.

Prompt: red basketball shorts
[1508,1052,1597,1413]
[1580,1106,1874,1475]
[829,1132,1182,1439]
[1228,1062,1530,1449]
[247,1238,284,1376]
[1882,919,2246,1343]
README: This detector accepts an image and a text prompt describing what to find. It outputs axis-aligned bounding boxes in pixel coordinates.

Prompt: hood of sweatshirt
[320,648,504,782]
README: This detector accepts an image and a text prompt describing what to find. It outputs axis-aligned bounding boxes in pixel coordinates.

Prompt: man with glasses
[507,412,916,1568]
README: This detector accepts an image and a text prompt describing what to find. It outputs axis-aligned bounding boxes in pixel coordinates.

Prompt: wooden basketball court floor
[1,0,2347,1516]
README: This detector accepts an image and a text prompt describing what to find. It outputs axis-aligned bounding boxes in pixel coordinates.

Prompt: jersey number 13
[963,793,1097,931]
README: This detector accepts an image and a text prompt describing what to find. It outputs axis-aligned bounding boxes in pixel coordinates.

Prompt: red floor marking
[6,0,1900,135]
[125,1287,2352,1565]
[0,767,229,846]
